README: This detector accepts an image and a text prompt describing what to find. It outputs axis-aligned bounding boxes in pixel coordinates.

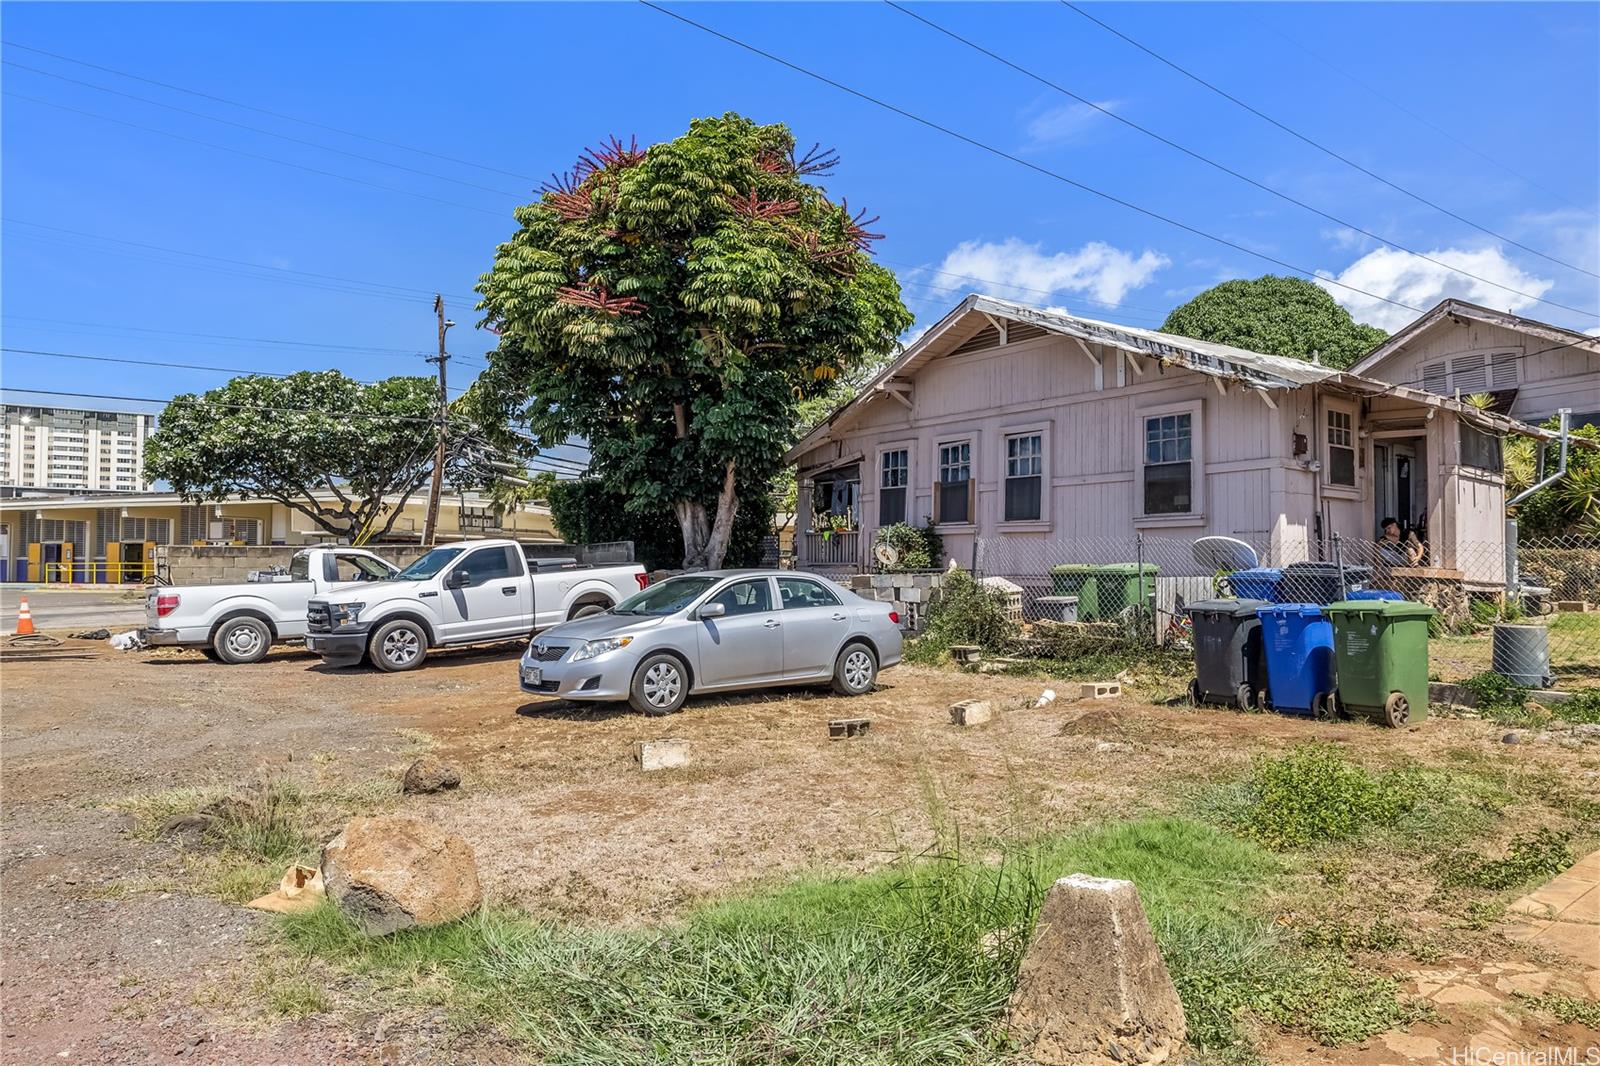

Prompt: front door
[439,545,531,641]
[694,577,784,687]
[775,575,851,678]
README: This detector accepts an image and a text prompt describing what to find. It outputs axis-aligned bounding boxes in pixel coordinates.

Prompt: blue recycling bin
[1257,603,1337,719]
[1346,589,1403,602]
[1226,567,1284,602]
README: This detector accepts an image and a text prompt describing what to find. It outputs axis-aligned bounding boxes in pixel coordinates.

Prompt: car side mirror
[445,569,471,590]
[698,602,726,619]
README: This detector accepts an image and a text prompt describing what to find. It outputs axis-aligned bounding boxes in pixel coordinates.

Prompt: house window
[879,449,908,527]
[1004,433,1043,522]
[1142,413,1192,515]
[935,440,972,525]
[1460,425,1504,473]
[1326,407,1356,487]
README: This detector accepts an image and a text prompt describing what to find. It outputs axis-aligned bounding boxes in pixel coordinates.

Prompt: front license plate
[523,666,542,686]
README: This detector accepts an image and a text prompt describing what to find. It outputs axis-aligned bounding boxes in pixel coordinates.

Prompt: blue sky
[3,1,1597,450]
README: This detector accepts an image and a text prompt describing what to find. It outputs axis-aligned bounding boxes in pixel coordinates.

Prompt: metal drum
[1492,623,1553,688]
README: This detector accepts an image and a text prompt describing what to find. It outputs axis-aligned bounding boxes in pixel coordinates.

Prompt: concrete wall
[154,544,432,586]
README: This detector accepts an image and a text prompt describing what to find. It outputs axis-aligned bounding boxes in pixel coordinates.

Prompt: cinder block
[871,574,894,589]
[899,587,925,604]
[828,718,871,740]
[633,739,690,772]
[950,645,982,664]
[949,699,993,726]
[1078,681,1121,700]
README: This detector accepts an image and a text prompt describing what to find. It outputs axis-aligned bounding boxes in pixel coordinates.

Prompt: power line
[3,90,508,219]
[2,60,527,200]
[1,39,542,184]
[879,257,1176,317]
[1251,15,1598,222]
[638,1,1428,317]
[1058,1,1600,282]
[1,314,423,356]
[888,2,1597,318]
[1,346,476,392]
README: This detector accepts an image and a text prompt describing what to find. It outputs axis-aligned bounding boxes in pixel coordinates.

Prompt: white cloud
[935,238,1169,308]
[1585,326,1600,338]
[1023,100,1121,149]
[1314,245,1556,331]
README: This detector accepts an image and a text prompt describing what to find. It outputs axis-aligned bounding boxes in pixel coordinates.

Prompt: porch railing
[801,529,860,569]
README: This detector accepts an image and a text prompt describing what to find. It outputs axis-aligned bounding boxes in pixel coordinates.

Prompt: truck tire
[368,619,428,673]
[213,616,271,665]
[569,601,608,620]
[630,653,688,716]
[831,642,877,696]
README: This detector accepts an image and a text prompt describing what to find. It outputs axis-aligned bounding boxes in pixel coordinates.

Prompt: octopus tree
[476,114,911,569]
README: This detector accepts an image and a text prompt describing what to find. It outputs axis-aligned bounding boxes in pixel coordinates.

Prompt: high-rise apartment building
[1,404,157,492]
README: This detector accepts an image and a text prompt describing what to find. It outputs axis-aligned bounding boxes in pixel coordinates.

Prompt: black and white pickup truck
[304,538,647,672]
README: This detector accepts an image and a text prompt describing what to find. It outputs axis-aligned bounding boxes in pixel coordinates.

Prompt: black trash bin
[1186,598,1271,708]
[1280,562,1372,605]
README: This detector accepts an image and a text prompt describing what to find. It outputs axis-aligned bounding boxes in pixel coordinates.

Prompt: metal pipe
[1507,409,1572,506]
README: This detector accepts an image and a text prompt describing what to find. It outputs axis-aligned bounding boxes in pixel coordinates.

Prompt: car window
[290,553,312,581]
[457,546,521,585]
[776,576,841,609]
[398,547,464,580]
[328,553,394,583]
[613,575,719,616]
[709,578,773,616]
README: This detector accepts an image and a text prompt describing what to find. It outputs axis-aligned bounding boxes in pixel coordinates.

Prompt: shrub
[1435,828,1574,891]
[1459,671,1530,713]
[1552,688,1600,725]
[1230,745,1420,851]
[872,521,942,572]
[906,568,1017,663]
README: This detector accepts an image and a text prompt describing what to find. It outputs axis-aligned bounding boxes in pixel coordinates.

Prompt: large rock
[402,756,461,795]
[321,816,481,935]
[1007,874,1186,1065]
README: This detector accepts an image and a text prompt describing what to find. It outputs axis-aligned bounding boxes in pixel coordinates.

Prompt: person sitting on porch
[1376,517,1425,566]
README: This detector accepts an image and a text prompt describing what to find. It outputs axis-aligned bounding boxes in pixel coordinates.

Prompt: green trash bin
[1049,563,1158,622]
[1050,565,1102,620]
[1325,599,1436,728]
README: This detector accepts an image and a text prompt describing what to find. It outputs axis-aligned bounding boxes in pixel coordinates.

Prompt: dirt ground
[2,634,1597,1064]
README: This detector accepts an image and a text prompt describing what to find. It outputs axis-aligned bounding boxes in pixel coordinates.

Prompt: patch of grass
[257,968,331,1019]
[1550,687,1600,725]
[1434,828,1574,891]
[1515,992,1600,1028]
[1217,744,1423,851]
[278,817,1404,1064]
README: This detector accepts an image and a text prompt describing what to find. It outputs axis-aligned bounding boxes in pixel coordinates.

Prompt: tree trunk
[674,462,740,570]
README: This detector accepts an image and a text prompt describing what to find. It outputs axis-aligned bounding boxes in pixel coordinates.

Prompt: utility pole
[421,294,453,545]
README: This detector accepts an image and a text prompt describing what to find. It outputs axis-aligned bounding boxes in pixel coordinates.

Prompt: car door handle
[763,619,781,628]
[501,587,517,596]
[831,612,847,621]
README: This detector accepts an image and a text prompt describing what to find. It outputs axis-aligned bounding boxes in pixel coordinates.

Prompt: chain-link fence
[971,531,1600,690]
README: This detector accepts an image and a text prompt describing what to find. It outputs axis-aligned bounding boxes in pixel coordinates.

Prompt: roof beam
[981,312,1009,345]
[1072,338,1103,391]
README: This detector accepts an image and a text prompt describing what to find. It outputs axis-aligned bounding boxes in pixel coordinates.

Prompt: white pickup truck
[304,539,647,672]
[141,546,401,664]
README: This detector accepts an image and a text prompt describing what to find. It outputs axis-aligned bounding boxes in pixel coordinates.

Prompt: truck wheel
[369,620,428,673]
[213,616,271,665]
[831,642,877,696]
[630,653,687,716]
[570,602,608,620]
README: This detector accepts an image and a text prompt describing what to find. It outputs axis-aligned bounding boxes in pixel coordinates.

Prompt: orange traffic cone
[14,595,35,636]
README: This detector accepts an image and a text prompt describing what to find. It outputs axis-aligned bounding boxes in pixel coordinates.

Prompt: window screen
[1460,425,1504,472]
[1327,409,1356,487]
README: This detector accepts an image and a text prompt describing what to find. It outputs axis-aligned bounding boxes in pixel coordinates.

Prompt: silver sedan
[517,570,903,715]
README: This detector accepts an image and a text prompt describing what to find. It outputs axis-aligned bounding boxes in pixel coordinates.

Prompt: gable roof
[786,294,1571,463]
[1347,298,1600,377]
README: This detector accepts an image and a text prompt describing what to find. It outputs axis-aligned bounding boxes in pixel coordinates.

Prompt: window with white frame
[1142,411,1193,515]
[935,440,972,524]
[1326,406,1356,487]
[1004,433,1043,522]
[879,448,908,526]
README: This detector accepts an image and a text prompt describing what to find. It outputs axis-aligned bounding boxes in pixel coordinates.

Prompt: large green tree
[146,371,501,542]
[475,114,912,569]
[1161,275,1388,369]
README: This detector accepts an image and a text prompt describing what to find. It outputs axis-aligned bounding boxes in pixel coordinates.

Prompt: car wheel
[570,602,608,620]
[630,653,687,716]
[369,620,428,673]
[831,642,877,696]
[213,616,271,665]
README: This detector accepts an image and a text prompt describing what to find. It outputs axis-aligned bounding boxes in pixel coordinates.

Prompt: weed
[1550,688,1600,725]
[258,970,331,1018]
[1298,916,1405,955]
[1458,900,1506,930]
[905,568,1017,663]
[1435,828,1574,891]
[1515,993,1600,1028]
[1224,745,1420,851]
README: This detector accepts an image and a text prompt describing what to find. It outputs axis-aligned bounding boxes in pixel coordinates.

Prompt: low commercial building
[0,489,558,583]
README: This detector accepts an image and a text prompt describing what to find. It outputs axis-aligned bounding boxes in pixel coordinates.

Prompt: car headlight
[571,636,633,661]
[331,602,366,626]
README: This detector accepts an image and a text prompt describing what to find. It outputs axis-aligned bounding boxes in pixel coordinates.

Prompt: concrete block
[899,587,925,604]
[1007,874,1186,1065]
[847,575,872,590]
[950,645,981,664]
[1555,600,1593,613]
[1079,682,1121,700]
[633,739,690,772]
[949,699,993,726]
[871,574,894,589]
[910,574,933,589]
[828,718,871,740]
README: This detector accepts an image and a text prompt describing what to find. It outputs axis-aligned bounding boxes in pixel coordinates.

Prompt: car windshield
[611,575,720,616]
[396,547,465,580]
